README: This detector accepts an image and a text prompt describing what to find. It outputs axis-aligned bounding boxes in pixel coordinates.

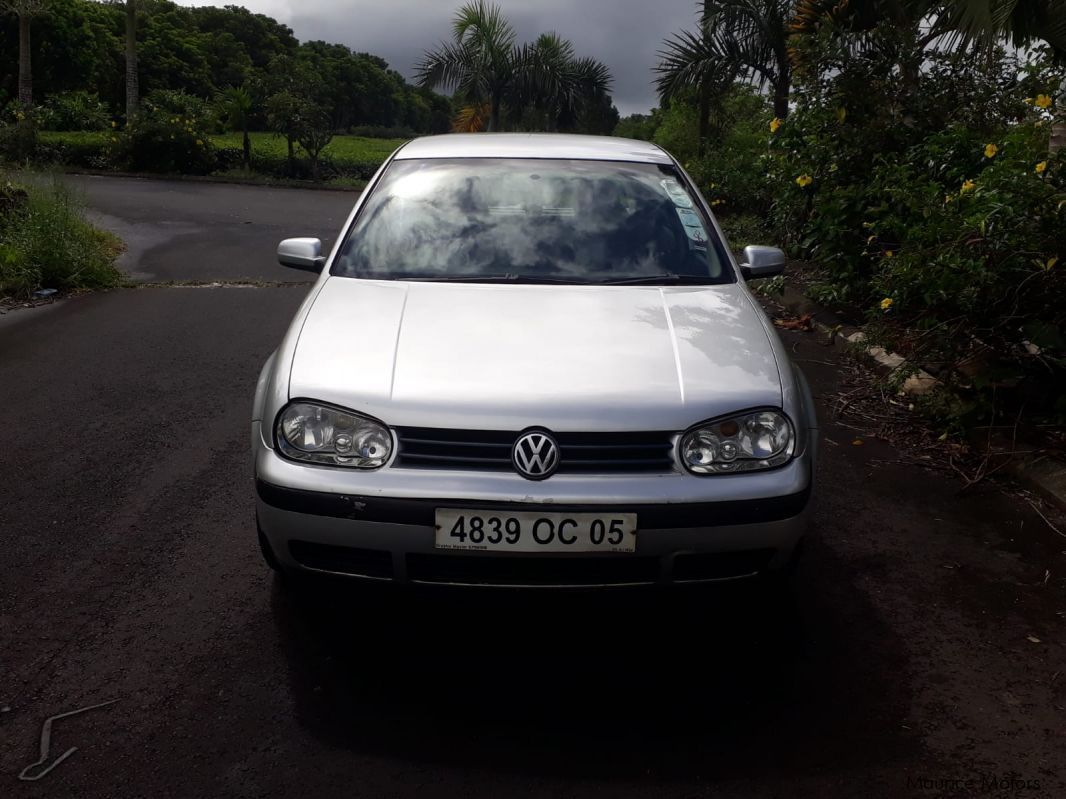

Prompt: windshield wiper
[398,273,588,284]
[600,273,715,285]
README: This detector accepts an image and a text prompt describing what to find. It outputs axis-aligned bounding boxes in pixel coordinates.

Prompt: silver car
[253,133,817,588]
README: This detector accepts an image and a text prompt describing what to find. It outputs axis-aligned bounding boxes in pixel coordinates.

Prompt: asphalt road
[1,176,1063,798]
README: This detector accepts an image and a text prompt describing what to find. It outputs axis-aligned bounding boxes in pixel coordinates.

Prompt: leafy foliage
[37,90,111,131]
[108,97,215,174]
[0,0,451,135]
[0,176,121,296]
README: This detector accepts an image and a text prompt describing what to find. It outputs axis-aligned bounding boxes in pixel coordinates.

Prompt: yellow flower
[196,139,204,146]
[1034,94,1052,109]
[961,179,975,194]
[1036,161,1048,174]
[880,298,894,311]
[944,194,953,204]
[769,117,782,134]
[796,174,813,188]
[885,250,894,258]
[984,143,998,158]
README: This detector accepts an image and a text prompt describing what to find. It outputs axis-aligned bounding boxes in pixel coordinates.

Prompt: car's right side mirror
[277,238,326,272]
[739,245,786,280]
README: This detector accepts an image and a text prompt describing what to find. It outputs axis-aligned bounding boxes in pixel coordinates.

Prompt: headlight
[680,410,794,474]
[276,402,392,469]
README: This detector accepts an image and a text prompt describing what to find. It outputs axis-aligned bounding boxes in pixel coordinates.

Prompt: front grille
[393,427,676,474]
[406,553,660,586]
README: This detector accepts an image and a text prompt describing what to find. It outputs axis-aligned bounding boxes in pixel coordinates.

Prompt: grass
[0,174,123,297]
[38,130,406,164]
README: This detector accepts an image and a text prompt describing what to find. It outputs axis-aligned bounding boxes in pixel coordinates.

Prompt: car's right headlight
[680,409,794,474]
[275,401,392,469]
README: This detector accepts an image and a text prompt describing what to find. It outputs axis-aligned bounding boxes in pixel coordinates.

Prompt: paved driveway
[0,176,1062,799]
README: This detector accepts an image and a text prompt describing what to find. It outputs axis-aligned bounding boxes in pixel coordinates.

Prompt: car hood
[288,278,782,431]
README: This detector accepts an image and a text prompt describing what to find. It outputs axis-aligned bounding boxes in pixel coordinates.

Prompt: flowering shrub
[0,104,39,163]
[764,39,1066,422]
[109,100,215,175]
[37,92,111,132]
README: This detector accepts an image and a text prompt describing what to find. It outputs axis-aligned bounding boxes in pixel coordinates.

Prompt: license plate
[434,509,638,553]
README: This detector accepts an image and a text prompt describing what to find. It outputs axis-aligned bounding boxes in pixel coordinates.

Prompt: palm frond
[453,103,491,132]
[655,28,737,102]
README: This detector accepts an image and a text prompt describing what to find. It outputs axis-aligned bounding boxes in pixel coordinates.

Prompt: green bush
[38,92,112,132]
[110,102,216,175]
[763,37,1066,422]
[863,124,1065,411]
[0,105,39,163]
[686,87,775,217]
[0,177,122,296]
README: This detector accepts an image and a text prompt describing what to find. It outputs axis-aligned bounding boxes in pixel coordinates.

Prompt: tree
[656,1,793,156]
[519,33,612,132]
[656,26,739,155]
[265,89,302,176]
[792,0,1066,150]
[295,106,333,180]
[415,0,519,131]
[125,0,138,120]
[703,0,793,120]
[1,0,48,107]
[945,0,1066,151]
[216,86,253,169]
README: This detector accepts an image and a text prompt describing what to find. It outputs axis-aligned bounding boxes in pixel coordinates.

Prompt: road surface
[1,175,1062,798]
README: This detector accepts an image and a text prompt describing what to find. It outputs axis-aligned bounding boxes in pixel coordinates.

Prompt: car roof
[394,133,673,164]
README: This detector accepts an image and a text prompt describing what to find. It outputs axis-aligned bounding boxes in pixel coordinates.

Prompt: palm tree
[656,1,792,155]
[519,33,613,131]
[656,26,740,155]
[217,87,254,169]
[125,0,139,121]
[416,1,520,132]
[1,0,48,108]
[703,0,794,119]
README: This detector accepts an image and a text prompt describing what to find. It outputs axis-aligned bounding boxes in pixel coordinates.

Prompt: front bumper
[254,424,813,588]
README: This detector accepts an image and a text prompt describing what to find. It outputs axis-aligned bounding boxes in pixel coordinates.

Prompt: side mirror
[277,238,326,272]
[739,245,786,280]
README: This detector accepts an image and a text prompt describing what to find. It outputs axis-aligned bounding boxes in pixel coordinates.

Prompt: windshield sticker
[675,207,708,244]
[659,179,693,208]
[685,224,708,245]
[676,208,702,228]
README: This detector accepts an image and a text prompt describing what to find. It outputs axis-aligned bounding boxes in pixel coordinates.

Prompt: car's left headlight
[680,409,795,474]
[276,401,392,469]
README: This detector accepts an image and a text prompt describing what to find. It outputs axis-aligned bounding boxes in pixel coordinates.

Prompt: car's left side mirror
[739,245,786,280]
[278,238,326,272]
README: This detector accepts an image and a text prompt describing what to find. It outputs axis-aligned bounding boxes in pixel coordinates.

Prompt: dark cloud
[179,0,701,115]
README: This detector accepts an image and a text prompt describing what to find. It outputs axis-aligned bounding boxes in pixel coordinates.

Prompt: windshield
[333,158,732,285]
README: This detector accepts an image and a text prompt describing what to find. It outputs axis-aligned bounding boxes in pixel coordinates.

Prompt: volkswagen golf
[252,133,817,588]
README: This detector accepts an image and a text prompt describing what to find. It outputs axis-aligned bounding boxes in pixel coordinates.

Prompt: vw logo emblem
[512,430,560,480]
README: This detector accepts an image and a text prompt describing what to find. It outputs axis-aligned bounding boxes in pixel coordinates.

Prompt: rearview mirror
[277,238,326,272]
[739,245,786,280]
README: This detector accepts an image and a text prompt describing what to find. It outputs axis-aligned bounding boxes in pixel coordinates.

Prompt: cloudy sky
[176,0,702,115]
